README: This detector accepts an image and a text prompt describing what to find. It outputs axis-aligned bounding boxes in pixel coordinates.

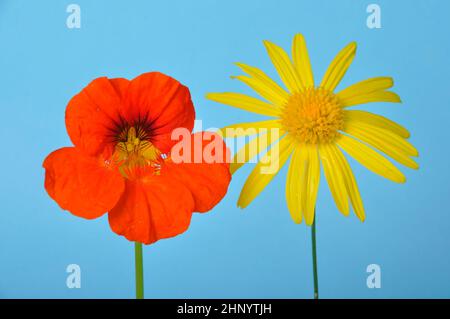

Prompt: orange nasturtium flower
[43,72,231,245]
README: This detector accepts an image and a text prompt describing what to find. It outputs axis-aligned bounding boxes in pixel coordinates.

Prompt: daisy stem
[135,242,144,299]
[311,216,319,299]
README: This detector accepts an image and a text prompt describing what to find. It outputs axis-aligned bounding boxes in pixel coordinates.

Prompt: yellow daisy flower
[206,34,419,225]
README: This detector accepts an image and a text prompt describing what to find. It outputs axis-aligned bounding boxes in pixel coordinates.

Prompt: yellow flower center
[115,126,161,171]
[280,87,344,144]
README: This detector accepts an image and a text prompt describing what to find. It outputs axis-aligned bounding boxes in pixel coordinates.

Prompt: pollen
[115,126,161,171]
[280,87,344,144]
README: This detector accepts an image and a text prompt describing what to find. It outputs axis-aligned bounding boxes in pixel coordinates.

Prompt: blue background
[0,0,448,298]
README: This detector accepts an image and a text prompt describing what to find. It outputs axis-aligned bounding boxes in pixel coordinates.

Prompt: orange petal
[109,78,130,100]
[108,175,195,245]
[65,77,130,156]
[164,132,231,212]
[125,72,195,153]
[43,147,125,219]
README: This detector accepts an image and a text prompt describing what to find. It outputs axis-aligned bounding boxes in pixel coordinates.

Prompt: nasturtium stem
[135,242,144,299]
[311,216,319,299]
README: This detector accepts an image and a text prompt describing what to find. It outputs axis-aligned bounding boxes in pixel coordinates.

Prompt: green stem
[311,216,319,299]
[135,242,144,299]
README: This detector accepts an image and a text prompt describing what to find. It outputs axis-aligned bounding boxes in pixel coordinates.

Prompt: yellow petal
[263,40,303,93]
[344,110,410,138]
[330,144,365,221]
[337,77,394,101]
[345,121,419,156]
[286,147,302,224]
[319,143,350,216]
[234,63,289,106]
[292,33,314,88]
[337,134,406,183]
[300,145,320,226]
[339,91,401,108]
[237,136,295,208]
[344,122,419,169]
[206,92,281,117]
[321,42,357,92]
[221,120,282,137]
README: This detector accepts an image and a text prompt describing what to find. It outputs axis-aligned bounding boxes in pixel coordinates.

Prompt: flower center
[280,87,344,144]
[114,126,161,171]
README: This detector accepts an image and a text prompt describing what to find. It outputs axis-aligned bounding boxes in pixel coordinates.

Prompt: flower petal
[321,42,357,92]
[343,121,419,169]
[286,147,302,224]
[337,77,393,99]
[337,134,406,183]
[263,40,303,93]
[233,63,290,106]
[43,147,125,219]
[339,90,401,108]
[326,144,365,221]
[108,175,195,245]
[237,136,295,208]
[298,145,320,226]
[65,77,130,156]
[163,132,231,212]
[319,143,350,216]
[285,144,320,225]
[292,33,314,88]
[205,92,281,117]
[343,110,410,138]
[125,72,195,153]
